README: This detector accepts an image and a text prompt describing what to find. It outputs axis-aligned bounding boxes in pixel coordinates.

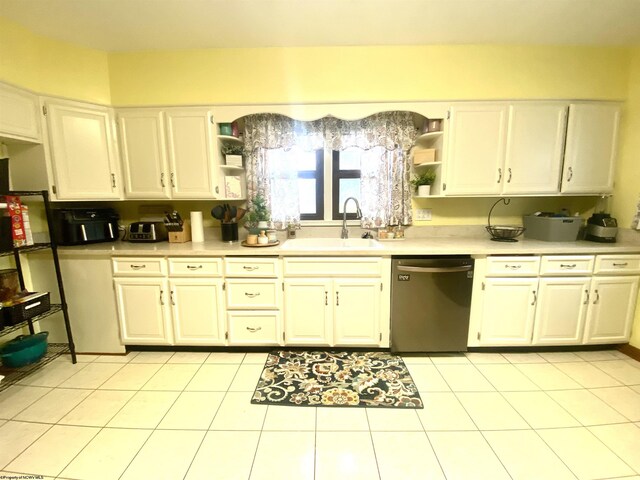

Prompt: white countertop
[58,229,640,257]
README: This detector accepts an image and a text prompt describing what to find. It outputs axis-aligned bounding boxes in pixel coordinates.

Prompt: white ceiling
[1,0,640,52]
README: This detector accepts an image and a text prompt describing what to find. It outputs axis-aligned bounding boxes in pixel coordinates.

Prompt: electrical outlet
[415,208,432,221]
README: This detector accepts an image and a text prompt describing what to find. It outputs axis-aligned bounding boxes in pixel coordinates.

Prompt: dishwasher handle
[397,265,473,274]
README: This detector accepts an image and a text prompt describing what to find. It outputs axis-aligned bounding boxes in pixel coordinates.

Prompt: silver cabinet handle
[336,291,340,306]
[187,265,202,270]
[170,290,175,305]
[243,266,259,271]
[130,264,146,270]
[325,291,328,306]
[497,168,502,183]
[593,289,600,304]
[567,166,573,182]
[560,264,577,269]
[507,167,512,183]
[244,292,260,298]
[160,289,164,305]
[160,172,165,187]
[397,265,473,273]
[111,173,116,188]
[531,290,537,306]
[505,264,522,270]
[584,290,590,305]
[246,326,262,333]
[613,262,628,267]
[170,172,176,187]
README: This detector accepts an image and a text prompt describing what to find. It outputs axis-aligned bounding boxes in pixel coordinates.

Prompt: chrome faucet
[341,197,363,239]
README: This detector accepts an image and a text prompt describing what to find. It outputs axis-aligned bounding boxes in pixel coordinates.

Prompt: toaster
[585,213,618,243]
[126,222,168,242]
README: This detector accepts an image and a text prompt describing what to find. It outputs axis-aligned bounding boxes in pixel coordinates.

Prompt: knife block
[168,220,191,243]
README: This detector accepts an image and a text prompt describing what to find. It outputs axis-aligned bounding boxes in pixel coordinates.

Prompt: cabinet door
[46,100,121,199]
[533,277,590,345]
[333,279,381,346]
[169,278,226,345]
[118,109,170,199]
[114,278,172,345]
[445,104,508,195]
[561,103,620,194]
[503,103,567,194]
[583,276,639,344]
[480,277,537,346]
[165,108,219,198]
[283,279,332,346]
[0,83,41,142]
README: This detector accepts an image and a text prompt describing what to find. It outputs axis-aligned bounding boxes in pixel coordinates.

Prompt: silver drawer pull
[505,265,521,269]
[593,290,600,304]
[187,265,203,270]
[130,264,146,270]
[560,264,577,268]
[613,262,628,267]
[584,290,590,305]
[244,292,261,298]
[243,266,259,271]
[246,326,262,333]
[531,290,537,306]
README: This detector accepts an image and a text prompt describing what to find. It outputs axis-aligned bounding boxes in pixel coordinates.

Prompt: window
[297,149,324,220]
[332,148,362,220]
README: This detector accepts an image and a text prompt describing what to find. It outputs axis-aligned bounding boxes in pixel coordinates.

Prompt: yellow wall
[108,45,630,106]
[0,17,111,104]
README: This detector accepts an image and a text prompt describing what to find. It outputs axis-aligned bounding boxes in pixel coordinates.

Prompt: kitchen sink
[281,238,383,250]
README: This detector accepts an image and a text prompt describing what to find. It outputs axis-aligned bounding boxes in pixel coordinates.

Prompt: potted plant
[245,193,271,233]
[410,171,436,196]
[221,143,244,167]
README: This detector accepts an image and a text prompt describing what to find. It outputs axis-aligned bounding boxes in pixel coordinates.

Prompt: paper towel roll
[190,211,204,242]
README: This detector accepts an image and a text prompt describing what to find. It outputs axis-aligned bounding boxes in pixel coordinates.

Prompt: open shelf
[0,343,70,392]
[221,165,245,172]
[414,161,442,168]
[217,135,243,145]
[0,243,52,258]
[413,195,446,199]
[0,304,63,338]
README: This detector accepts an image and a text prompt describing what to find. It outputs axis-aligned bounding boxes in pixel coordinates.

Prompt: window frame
[298,149,325,221]
[331,150,362,221]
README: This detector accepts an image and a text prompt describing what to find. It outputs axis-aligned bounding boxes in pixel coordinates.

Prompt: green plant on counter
[246,193,270,224]
[221,143,244,156]
[410,171,436,191]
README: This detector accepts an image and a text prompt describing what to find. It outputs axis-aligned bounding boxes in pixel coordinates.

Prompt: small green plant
[246,193,270,224]
[221,143,244,156]
[410,171,436,191]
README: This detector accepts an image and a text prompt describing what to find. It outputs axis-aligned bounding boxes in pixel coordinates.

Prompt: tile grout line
[363,408,382,480]
[412,394,448,480]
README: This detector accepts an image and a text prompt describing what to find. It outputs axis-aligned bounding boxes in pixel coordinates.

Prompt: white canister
[190,211,205,242]
[417,185,431,196]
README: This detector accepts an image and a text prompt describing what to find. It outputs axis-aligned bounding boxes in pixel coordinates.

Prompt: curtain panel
[243,112,417,229]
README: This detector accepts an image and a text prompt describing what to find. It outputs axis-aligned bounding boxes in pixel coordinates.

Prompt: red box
[5,196,26,247]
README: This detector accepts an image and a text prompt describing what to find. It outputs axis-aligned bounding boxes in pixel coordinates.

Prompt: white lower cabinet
[533,277,590,345]
[583,276,640,344]
[284,279,333,346]
[114,277,172,345]
[333,279,381,346]
[113,257,225,346]
[479,277,537,346]
[170,278,225,345]
[228,311,282,346]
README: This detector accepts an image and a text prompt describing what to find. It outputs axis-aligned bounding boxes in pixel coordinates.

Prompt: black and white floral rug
[251,350,423,408]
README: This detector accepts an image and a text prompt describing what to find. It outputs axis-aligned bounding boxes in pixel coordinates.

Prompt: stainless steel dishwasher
[391,256,474,353]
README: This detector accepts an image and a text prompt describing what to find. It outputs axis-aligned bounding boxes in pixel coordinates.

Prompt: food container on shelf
[0,331,49,368]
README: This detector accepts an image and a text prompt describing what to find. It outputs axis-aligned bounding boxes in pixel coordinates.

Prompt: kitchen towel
[190,211,204,242]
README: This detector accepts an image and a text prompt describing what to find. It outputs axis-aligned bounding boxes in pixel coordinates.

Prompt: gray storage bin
[523,215,582,242]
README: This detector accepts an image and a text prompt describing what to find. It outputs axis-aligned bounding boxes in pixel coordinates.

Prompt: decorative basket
[2,292,50,325]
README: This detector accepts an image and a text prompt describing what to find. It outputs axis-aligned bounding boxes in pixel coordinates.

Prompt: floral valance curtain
[244,112,417,229]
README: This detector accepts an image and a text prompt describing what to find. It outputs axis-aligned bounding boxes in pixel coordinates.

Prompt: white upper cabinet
[503,103,567,194]
[444,104,508,195]
[44,99,121,200]
[0,83,41,143]
[561,103,620,194]
[118,109,170,199]
[165,108,220,199]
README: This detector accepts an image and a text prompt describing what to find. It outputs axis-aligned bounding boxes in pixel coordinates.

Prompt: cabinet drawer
[594,255,640,274]
[486,256,540,276]
[283,257,382,276]
[226,279,280,309]
[228,311,281,345]
[224,257,280,278]
[540,255,594,275]
[169,257,222,277]
[112,257,167,276]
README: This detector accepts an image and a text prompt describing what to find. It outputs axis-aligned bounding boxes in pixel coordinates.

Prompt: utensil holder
[221,222,238,242]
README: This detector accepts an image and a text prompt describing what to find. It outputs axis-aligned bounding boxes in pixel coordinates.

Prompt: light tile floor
[0,349,639,479]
